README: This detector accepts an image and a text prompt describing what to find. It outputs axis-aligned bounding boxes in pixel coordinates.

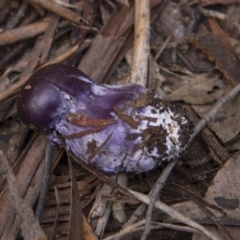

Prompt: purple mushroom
[17,64,189,173]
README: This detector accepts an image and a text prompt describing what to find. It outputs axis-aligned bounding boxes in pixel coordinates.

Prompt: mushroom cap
[17,64,93,130]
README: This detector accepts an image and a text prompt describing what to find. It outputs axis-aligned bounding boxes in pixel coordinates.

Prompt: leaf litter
[1,0,240,239]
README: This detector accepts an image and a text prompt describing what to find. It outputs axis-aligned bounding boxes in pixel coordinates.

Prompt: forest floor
[0,0,240,239]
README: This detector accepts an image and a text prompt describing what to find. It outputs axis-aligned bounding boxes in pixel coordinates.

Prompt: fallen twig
[130,0,150,86]
[141,159,177,240]
[189,83,240,143]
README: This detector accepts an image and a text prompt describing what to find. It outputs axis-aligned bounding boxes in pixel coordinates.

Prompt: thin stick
[104,220,203,240]
[104,220,146,240]
[49,186,60,240]
[154,35,171,61]
[25,0,86,26]
[200,7,240,33]
[126,189,221,240]
[35,141,53,219]
[130,0,150,86]
[95,202,112,238]
[127,1,151,236]
[112,172,128,223]
[189,83,240,143]
[124,160,177,230]
[5,2,28,30]
[140,159,177,240]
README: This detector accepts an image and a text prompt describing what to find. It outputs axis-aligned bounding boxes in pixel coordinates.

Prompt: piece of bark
[190,33,240,86]
[0,19,50,45]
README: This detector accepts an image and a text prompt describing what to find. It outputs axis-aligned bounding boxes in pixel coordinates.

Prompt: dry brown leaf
[169,153,240,240]
[191,33,240,86]
[192,92,240,144]
[2,1,240,239]
[165,73,231,105]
